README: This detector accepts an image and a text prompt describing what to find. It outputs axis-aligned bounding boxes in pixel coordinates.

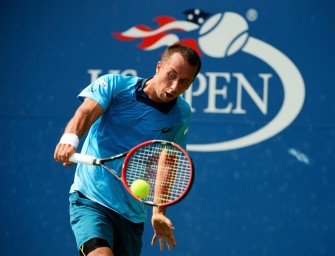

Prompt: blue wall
[1,0,334,255]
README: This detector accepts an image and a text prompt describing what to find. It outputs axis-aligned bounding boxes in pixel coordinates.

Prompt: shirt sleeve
[77,74,115,111]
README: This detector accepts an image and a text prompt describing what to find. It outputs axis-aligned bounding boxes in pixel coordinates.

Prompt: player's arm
[154,149,178,204]
[151,149,177,251]
[54,97,103,166]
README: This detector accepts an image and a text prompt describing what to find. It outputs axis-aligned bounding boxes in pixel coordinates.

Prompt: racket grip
[69,153,95,165]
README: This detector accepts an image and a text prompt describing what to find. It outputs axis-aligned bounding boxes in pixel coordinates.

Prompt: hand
[151,212,176,251]
[54,143,76,166]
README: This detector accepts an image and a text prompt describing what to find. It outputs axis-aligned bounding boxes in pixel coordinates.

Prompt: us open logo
[92,9,305,152]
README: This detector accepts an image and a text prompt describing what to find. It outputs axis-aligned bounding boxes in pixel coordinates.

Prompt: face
[149,53,198,103]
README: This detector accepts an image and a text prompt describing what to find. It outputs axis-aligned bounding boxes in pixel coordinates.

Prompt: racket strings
[125,143,191,204]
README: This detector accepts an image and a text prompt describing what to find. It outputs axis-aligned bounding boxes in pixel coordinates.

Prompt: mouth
[165,91,175,99]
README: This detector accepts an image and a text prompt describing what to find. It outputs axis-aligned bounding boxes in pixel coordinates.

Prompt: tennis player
[54,44,201,256]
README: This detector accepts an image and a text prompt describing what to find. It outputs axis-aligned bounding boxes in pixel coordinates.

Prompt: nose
[170,80,179,92]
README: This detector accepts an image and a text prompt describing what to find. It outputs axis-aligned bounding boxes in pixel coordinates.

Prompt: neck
[143,77,159,102]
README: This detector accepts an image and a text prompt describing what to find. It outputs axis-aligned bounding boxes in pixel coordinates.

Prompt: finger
[160,237,164,251]
[151,234,158,246]
[166,234,176,250]
[167,234,176,248]
[54,144,60,160]
[56,144,76,163]
[168,223,175,231]
[60,148,69,162]
[55,144,68,161]
[63,161,73,167]
[54,143,65,162]
[166,237,172,251]
[161,216,175,230]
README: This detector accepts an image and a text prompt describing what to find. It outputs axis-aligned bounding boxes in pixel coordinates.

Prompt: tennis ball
[130,179,150,198]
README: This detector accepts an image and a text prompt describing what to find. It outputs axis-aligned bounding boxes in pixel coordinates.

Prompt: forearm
[154,149,177,205]
[63,98,103,138]
[63,109,91,138]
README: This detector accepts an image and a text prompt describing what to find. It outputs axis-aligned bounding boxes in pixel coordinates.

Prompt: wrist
[153,206,166,215]
[59,133,79,149]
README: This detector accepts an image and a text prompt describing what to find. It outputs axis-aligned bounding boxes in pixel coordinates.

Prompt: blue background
[1,0,334,255]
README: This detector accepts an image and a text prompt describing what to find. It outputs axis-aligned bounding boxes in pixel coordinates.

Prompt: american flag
[112,9,211,55]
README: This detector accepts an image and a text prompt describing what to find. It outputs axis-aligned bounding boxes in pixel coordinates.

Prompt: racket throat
[93,159,102,165]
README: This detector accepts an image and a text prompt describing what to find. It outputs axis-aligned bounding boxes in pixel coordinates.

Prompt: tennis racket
[69,140,194,207]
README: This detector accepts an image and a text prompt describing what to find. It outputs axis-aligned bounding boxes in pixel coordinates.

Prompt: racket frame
[121,140,194,206]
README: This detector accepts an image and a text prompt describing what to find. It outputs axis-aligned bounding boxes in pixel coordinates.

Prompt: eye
[180,79,191,87]
[181,79,190,86]
[168,72,177,80]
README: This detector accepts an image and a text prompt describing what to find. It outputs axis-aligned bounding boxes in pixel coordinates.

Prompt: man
[54,44,201,256]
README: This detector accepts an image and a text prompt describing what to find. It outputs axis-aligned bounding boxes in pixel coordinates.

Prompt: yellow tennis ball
[130,179,150,198]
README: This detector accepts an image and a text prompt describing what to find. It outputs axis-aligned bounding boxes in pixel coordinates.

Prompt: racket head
[121,140,194,207]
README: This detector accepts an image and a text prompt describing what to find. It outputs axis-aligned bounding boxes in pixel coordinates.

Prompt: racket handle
[69,153,95,165]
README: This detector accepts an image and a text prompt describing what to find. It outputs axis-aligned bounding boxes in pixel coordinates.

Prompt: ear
[156,61,162,74]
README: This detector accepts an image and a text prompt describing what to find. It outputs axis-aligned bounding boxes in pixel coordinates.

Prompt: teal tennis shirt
[70,74,191,223]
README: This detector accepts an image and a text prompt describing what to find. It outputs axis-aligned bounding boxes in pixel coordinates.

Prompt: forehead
[162,52,186,66]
